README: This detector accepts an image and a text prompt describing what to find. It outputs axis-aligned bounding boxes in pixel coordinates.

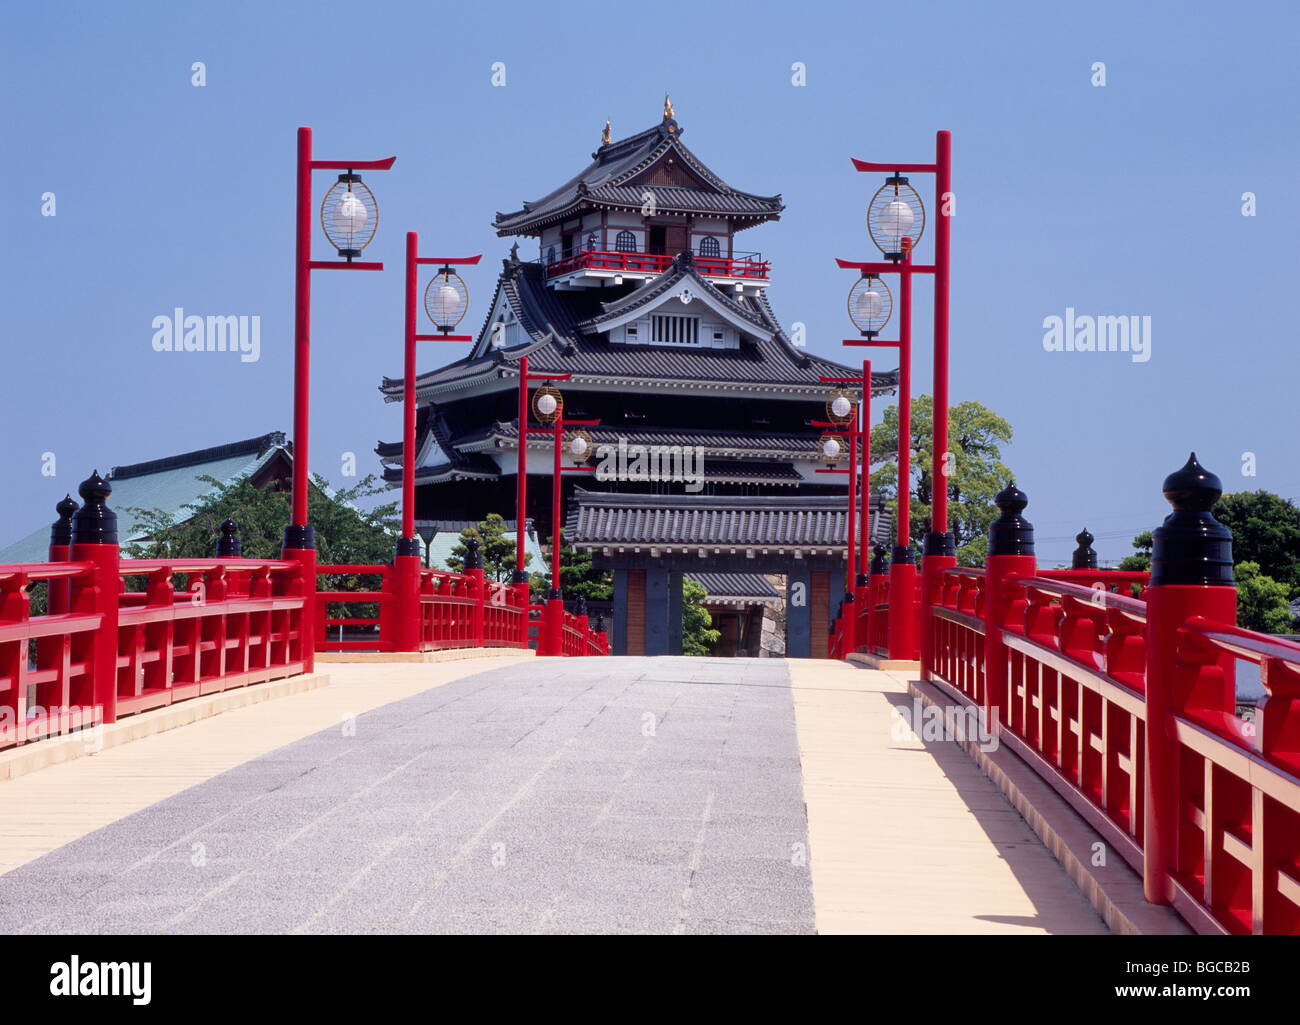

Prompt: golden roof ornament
[663,94,674,120]
[601,119,612,146]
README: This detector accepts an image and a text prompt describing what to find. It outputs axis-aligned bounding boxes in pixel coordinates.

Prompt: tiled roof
[493,119,783,235]
[567,489,874,550]
[567,488,894,552]
[379,261,900,396]
[0,433,292,563]
[574,253,771,333]
[455,421,840,460]
[687,572,779,600]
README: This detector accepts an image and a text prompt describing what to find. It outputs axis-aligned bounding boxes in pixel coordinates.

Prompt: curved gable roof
[493,117,783,235]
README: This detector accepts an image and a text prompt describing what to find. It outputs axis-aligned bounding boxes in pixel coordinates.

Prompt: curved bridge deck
[0,657,1106,934]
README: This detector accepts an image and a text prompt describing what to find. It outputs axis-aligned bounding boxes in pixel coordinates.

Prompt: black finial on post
[50,494,80,547]
[594,611,606,635]
[1071,528,1097,569]
[576,596,588,617]
[215,519,242,558]
[464,537,483,571]
[1150,453,1234,587]
[988,481,1034,556]
[869,542,889,575]
[70,471,117,546]
[922,530,956,558]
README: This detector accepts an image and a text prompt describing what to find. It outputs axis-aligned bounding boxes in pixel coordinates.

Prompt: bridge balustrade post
[1071,528,1098,570]
[868,544,889,653]
[215,519,250,597]
[391,535,422,653]
[283,524,317,673]
[984,482,1036,738]
[69,473,120,725]
[574,596,589,657]
[921,531,957,679]
[47,494,79,615]
[1142,454,1237,906]
[464,539,486,649]
[887,546,917,661]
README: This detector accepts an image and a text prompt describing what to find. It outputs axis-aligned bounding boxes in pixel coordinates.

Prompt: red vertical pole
[283,127,317,669]
[931,131,951,540]
[846,418,857,595]
[859,360,872,578]
[515,357,531,648]
[516,355,529,584]
[391,232,423,653]
[897,240,912,551]
[401,232,418,541]
[540,420,565,657]
[551,421,562,594]
[887,240,916,661]
[921,132,957,680]
[291,127,313,531]
[840,414,857,658]
[853,361,872,654]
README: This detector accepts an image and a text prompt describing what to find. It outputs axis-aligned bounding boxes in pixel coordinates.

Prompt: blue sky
[3,0,1296,565]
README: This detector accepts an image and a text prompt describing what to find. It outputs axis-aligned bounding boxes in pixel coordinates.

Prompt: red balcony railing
[544,248,771,281]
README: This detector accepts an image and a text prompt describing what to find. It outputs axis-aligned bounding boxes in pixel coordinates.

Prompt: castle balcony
[544,247,771,294]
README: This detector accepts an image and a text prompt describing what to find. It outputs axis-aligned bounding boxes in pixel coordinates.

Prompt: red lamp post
[842,135,956,676]
[392,233,480,652]
[284,127,395,671]
[517,370,599,655]
[838,239,920,661]
[814,361,875,656]
[837,130,953,665]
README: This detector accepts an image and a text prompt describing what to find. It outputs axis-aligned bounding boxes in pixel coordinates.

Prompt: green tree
[1212,491,1300,597]
[869,396,1014,567]
[446,512,531,581]
[120,473,396,565]
[528,531,612,603]
[1117,530,1153,572]
[682,578,721,655]
[1234,561,1293,634]
[120,472,397,618]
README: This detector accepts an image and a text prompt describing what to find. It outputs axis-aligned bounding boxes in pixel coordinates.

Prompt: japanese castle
[377,99,896,656]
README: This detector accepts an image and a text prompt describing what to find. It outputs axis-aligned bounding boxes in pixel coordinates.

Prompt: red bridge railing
[0,476,607,754]
[881,462,1300,935]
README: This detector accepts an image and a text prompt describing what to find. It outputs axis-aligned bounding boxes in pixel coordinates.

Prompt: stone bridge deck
[0,657,1107,934]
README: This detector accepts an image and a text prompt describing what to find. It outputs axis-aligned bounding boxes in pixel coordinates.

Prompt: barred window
[699,235,720,257]
[615,230,636,253]
[651,314,699,345]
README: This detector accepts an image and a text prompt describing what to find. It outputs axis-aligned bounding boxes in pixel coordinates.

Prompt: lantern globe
[818,433,844,465]
[847,275,892,337]
[825,388,857,424]
[424,269,469,332]
[321,175,379,257]
[867,175,925,260]
[532,386,563,424]
[565,429,594,464]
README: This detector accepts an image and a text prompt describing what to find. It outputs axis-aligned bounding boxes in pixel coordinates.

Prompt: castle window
[651,314,699,345]
[586,232,598,251]
[699,235,720,258]
[615,230,636,253]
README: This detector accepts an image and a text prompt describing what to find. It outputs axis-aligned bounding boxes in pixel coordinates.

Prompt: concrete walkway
[790,660,1106,934]
[0,656,1106,934]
